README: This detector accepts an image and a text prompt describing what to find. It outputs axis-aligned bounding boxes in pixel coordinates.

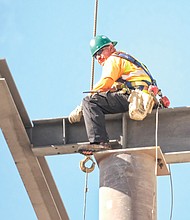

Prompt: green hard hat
[90,35,117,56]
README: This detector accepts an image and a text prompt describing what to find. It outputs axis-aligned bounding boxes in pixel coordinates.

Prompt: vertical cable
[90,0,99,90]
[83,172,89,220]
[155,106,159,176]
[82,1,99,218]
[152,106,159,219]
[168,164,173,220]
[152,105,174,220]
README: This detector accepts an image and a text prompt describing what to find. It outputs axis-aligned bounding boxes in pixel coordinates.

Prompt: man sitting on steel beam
[68,35,169,155]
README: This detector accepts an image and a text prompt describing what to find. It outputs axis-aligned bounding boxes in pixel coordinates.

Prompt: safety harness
[113,52,170,109]
[113,51,157,86]
[112,52,170,120]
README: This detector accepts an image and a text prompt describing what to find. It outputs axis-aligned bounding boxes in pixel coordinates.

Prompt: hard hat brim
[92,41,118,56]
[112,41,117,46]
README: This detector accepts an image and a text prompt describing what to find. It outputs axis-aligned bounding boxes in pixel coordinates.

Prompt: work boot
[78,142,111,156]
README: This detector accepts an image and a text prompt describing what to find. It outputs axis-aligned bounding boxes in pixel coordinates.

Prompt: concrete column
[97,152,157,220]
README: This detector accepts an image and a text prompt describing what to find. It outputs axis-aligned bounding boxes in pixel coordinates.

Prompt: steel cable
[82,1,99,219]
[83,172,89,220]
[90,0,99,90]
[152,105,174,220]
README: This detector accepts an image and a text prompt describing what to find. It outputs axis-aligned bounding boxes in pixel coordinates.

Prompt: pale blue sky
[0,0,190,219]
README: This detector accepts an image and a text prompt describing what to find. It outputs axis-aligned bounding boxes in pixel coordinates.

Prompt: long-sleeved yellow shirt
[93,52,151,92]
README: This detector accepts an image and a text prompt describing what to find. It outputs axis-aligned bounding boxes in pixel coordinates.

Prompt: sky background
[0,0,190,219]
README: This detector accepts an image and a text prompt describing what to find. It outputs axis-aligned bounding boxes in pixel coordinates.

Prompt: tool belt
[112,80,150,95]
[126,80,151,91]
[110,80,156,120]
[128,88,155,120]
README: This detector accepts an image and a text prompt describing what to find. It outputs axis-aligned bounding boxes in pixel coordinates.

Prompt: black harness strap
[113,52,157,86]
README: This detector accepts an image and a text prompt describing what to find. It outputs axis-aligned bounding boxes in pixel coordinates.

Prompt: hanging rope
[90,0,99,90]
[168,164,174,220]
[155,106,159,176]
[152,104,174,220]
[80,155,96,220]
[80,1,99,219]
[83,172,89,220]
[151,105,160,219]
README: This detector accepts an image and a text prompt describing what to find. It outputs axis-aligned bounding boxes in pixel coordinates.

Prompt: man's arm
[93,77,114,92]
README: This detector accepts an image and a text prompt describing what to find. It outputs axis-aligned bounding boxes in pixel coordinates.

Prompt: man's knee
[82,95,91,108]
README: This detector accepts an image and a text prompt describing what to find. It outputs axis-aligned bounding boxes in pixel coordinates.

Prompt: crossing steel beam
[0,59,69,220]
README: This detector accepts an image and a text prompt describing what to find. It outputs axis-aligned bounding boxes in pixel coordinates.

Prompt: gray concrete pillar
[97,152,157,220]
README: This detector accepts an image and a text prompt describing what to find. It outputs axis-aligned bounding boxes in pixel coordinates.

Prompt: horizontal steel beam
[31,113,122,155]
[31,107,190,164]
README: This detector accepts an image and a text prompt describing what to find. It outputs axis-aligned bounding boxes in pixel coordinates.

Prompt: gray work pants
[82,92,130,143]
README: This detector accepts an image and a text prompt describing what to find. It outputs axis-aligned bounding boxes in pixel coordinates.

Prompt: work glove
[68,105,83,124]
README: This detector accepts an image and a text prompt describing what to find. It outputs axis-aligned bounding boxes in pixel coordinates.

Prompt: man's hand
[68,105,83,123]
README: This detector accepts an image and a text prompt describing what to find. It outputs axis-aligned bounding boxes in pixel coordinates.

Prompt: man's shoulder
[110,51,128,60]
[106,51,128,65]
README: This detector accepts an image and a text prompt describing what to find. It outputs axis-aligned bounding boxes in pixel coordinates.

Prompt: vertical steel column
[96,152,157,220]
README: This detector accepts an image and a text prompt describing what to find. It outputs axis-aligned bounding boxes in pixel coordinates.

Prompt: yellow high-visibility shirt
[93,52,151,92]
